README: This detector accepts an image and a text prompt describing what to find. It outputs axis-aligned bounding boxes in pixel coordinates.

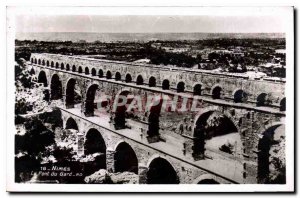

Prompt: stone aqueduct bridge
[29,53,286,184]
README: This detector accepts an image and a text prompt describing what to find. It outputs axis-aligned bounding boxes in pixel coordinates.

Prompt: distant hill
[16,32,285,43]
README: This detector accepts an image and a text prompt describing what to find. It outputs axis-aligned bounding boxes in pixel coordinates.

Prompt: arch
[66,64,70,71]
[46,60,50,66]
[72,65,76,72]
[106,70,112,79]
[65,117,78,131]
[55,62,59,68]
[256,93,272,107]
[38,71,48,87]
[115,72,121,81]
[233,89,248,103]
[193,84,202,96]
[50,74,62,100]
[84,84,99,117]
[91,68,96,76]
[136,75,144,85]
[78,66,83,73]
[60,63,65,70]
[114,142,138,174]
[38,59,41,65]
[38,71,49,101]
[125,73,132,83]
[29,68,35,75]
[31,58,34,63]
[193,109,240,160]
[280,97,286,111]
[51,61,54,67]
[147,157,179,184]
[113,90,134,130]
[193,174,221,184]
[84,128,106,155]
[162,79,170,90]
[211,85,223,99]
[42,60,45,66]
[85,67,89,75]
[177,81,185,93]
[84,128,107,172]
[65,78,82,109]
[257,124,285,184]
[149,76,156,87]
[98,69,104,78]
[34,58,37,64]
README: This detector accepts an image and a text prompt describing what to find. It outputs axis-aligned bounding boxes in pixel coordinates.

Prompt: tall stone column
[138,164,148,184]
[106,148,115,173]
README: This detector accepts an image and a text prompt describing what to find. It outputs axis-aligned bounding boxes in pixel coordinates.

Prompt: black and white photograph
[5,6,294,192]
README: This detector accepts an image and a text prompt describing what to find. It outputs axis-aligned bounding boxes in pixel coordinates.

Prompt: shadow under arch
[113,141,138,174]
[257,123,285,184]
[38,70,49,101]
[192,108,241,161]
[50,74,62,100]
[146,156,179,184]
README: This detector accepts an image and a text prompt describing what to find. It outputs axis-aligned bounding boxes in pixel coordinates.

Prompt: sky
[15,15,287,33]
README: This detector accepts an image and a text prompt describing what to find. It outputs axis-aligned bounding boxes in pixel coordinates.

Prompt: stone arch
[38,59,41,65]
[125,73,132,83]
[256,93,272,107]
[233,89,248,103]
[55,62,59,68]
[146,156,179,184]
[84,84,99,117]
[211,84,223,99]
[65,117,79,131]
[84,128,107,172]
[50,74,62,100]
[114,141,138,174]
[38,70,50,101]
[193,83,203,96]
[280,97,286,111]
[98,69,104,78]
[84,128,107,155]
[257,123,285,184]
[193,174,221,184]
[177,81,185,93]
[29,68,35,75]
[106,70,112,79]
[60,63,65,70]
[162,79,170,90]
[78,66,83,73]
[72,65,76,72]
[31,58,34,63]
[66,64,70,71]
[38,70,48,87]
[115,72,121,81]
[136,75,144,85]
[91,68,96,76]
[192,107,241,160]
[149,76,156,87]
[65,78,82,109]
[34,58,37,64]
[51,61,54,67]
[113,90,134,130]
[42,60,45,66]
[85,67,89,75]
[46,60,49,66]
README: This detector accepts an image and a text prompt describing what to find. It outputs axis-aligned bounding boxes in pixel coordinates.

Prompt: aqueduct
[28,53,286,184]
